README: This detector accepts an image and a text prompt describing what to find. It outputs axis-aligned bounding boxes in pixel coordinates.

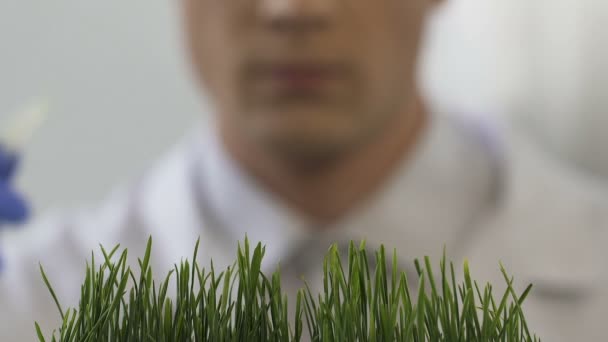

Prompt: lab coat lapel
[486,127,605,290]
[134,135,230,274]
[335,113,502,267]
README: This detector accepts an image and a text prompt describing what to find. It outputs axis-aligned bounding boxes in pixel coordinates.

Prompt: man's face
[183,0,436,159]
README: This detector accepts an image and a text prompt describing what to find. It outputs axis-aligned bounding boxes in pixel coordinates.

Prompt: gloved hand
[0,145,29,224]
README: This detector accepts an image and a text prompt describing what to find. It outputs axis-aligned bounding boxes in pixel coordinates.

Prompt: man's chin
[258,132,363,170]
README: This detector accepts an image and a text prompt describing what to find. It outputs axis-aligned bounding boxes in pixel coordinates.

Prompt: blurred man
[1,1,607,340]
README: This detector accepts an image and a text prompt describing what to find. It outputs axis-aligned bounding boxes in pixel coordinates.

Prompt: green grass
[36,237,539,341]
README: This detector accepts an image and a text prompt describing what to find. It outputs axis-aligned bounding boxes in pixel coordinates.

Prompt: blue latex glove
[0,146,29,224]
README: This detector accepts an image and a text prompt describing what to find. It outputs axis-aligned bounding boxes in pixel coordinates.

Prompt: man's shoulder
[482,127,608,289]
[463,128,608,340]
[503,127,608,229]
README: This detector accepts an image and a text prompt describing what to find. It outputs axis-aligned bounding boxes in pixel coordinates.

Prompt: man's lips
[270,65,338,87]
[249,63,348,90]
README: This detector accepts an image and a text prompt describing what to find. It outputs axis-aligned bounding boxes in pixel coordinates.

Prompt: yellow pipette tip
[1,98,50,151]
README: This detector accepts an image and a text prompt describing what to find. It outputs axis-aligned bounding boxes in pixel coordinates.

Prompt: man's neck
[222,101,428,225]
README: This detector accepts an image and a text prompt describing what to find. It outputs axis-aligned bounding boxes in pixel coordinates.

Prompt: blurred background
[1,0,607,211]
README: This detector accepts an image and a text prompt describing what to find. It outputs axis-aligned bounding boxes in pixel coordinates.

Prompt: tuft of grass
[36,237,539,341]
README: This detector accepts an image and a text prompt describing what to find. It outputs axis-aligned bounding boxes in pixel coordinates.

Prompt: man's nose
[257,0,337,33]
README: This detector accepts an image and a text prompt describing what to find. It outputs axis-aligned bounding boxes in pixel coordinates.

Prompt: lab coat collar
[190,113,502,271]
[330,113,502,262]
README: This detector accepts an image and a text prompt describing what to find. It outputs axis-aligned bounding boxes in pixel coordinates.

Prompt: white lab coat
[0,113,606,341]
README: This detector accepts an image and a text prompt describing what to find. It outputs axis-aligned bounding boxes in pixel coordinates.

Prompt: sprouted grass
[36,237,539,341]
